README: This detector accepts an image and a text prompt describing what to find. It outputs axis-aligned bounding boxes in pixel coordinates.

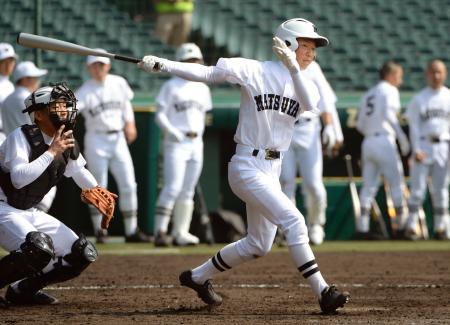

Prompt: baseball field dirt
[1,242,449,324]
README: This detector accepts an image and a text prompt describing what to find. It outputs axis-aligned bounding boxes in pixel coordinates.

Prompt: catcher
[0,82,117,305]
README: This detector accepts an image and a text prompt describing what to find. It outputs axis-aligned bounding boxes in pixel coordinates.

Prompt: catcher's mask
[23,82,78,130]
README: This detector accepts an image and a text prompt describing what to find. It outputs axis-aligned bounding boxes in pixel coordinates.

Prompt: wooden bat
[384,181,398,235]
[371,198,389,239]
[344,155,361,223]
[195,184,215,245]
[17,32,141,63]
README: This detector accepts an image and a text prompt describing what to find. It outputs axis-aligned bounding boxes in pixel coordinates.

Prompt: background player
[153,43,212,247]
[139,17,349,314]
[1,61,55,213]
[356,61,410,239]
[405,59,450,240]
[75,51,150,243]
[0,83,102,305]
[280,61,341,245]
[0,42,18,143]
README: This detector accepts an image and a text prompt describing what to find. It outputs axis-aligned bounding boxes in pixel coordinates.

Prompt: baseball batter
[76,51,150,243]
[0,83,99,305]
[280,61,341,245]
[153,43,212,246]
[0,42,18,143]
[405,59,450,240]
[356,61,410,238]
[139,18,349,314]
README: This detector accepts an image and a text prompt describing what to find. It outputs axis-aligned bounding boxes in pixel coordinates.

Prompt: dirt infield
[1,249,449,324]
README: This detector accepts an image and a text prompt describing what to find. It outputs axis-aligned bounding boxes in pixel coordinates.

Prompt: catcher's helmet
[24,82,78,130]
[175,43,203,62]
[275,18,329,51]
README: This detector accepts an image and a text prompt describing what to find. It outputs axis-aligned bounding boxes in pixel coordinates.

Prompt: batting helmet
[24,82,78,129]
[275,18,329,51]
[175,43,203,62]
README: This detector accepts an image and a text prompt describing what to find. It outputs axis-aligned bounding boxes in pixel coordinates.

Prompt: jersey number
[365,95,375,116]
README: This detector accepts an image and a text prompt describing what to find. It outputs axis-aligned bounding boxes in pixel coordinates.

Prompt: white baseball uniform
[75,74,138,236]
[356,80,408,233]
[406,86,450,235]
[151,56,331,298]
[0,127,97,268]
[280,62,341,244]
[154,76,212,244]
[1,86,57,212]
[0,75,15,143]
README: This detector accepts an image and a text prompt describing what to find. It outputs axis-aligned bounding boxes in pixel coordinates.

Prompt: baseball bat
[371,198,389,239]
[195,184,215,245]
[344,155,361,221]
[17,32,141,63]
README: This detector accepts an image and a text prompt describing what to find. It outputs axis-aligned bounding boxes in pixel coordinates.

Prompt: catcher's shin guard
[0,231,55,289]
[15,234,97,295]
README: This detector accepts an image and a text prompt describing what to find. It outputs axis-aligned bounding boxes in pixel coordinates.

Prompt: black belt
[252,149,280,160]
[185,132,198,138]
[421,136,443,143]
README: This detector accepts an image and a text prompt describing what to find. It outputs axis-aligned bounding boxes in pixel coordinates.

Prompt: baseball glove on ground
[81,186,118,229]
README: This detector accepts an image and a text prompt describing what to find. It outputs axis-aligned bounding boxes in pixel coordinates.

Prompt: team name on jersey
[174,100,203,113]
[421,107,450,121]
[88,101,122,117]
[253,94,300,118]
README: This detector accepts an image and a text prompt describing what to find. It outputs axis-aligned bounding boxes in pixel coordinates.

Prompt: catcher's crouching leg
[7,234,97,305]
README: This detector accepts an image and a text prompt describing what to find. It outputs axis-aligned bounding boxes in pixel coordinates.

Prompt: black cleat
[5,286,59,305]
[434,230,449,240]
[125,229,152,243]
[319,285,349,314]
[96,229,108,244]
[179,270,222,306]
[154,231,171,247]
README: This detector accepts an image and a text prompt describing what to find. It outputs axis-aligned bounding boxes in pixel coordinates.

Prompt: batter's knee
[238,236,273,258]
[280,215,308,246]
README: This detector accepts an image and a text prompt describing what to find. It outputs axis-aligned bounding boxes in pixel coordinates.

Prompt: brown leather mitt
[81,186,118,229]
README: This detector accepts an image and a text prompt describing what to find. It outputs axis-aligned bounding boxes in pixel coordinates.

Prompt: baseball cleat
[319,285,349,314]
[125,229,152,243]
[173,233,200,246]
[179,270,222,306]
[95,229,108,244]
[154,231,171,247]
[5,286,59,305]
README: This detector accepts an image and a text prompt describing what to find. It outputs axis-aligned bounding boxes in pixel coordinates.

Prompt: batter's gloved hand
[272,37,300,73]
[138,56,165,73]
[322,124,337,150]
[81,186,118,229]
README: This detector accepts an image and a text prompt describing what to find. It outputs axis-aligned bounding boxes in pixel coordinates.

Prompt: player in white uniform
[356,61,410,239]
[280,61,341,245]
[0,83,99,305]
[153,43,212,246]
[0,43,18,143]
[76,51,150,243]
[1,61,56,212]
[405,59,450,240]
[139,18,349,314]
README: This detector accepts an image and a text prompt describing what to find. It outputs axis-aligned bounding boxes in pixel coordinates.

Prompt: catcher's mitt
[81,186,118,229]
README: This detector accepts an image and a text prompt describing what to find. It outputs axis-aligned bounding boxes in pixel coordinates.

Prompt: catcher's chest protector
[0,124,79,210]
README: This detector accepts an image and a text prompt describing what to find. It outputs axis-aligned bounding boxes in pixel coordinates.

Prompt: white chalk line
[47,283,450,291]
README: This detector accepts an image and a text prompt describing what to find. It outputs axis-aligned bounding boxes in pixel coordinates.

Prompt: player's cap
[13,61,48,83]
[0,43,18,60]
[275,18,329,51]
[175,43,203,62]
[86,49,111,65]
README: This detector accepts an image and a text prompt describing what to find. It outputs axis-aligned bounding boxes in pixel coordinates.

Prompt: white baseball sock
[191,242,248,284]
[122,211,138,237]
[289,243,328,298]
